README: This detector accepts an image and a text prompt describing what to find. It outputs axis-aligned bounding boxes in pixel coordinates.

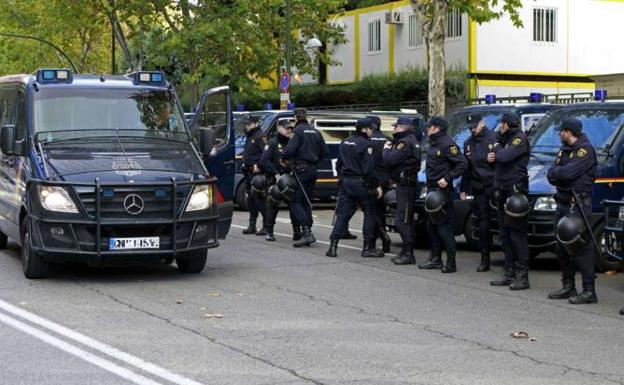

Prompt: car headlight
[38,186,79,213]
[618,206,624,222]
[186,185,213,212]
[534,196,556,212]
[419,186,427,199]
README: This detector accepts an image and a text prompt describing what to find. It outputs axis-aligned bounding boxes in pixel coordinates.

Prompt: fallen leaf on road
[236,293,244,297]
[606,270,618,276]
[203,313,224,319]
[510,331,530,339]
[207,292,221,297]
[529,337,537,342]
[175,299,184,304]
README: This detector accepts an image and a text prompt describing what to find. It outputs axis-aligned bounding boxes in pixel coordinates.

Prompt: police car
[0,68,234,278]
[385,97,555,247]
[493,94,624,270]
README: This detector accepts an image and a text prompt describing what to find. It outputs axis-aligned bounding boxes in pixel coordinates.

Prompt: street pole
[111,0,116,75]
[285,0,292,76]
[0,32,78,73]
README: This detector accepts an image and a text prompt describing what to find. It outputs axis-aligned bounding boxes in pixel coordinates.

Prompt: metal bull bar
[602,199,624,261]
[25,177,220,258]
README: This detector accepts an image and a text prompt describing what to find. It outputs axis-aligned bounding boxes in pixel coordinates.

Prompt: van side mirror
[0,125,16,156]
[198,127,215,157]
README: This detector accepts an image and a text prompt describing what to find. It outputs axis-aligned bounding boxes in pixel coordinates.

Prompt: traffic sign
[280,71,291,93]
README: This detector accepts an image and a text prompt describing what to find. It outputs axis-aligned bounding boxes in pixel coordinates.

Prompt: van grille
[77,187,187,219]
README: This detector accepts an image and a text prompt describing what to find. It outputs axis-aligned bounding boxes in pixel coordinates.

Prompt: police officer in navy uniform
[460,114,497,272]
[326,118,383,258]
[367,115,393,252]
[241,115,268,235]
[260,119,296,242]
[489,112,531,290]
[383,116,422,265]
[547,118,598,304]
[281,108,329,247]
[419,116,468,273]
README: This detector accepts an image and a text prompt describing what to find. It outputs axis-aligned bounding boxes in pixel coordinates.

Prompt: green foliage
[235,68,466,110]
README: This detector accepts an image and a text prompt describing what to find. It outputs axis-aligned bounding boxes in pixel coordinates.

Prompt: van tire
[235,181,248,211]
[0,231,7,249]
[177,251,207,274]
[21,226,49,279]
[593,222,623,272]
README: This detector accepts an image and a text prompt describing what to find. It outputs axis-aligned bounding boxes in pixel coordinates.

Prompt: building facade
[327,0,624,98]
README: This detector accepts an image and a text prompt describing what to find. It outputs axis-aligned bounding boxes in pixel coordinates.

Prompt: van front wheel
[177,251,207,274]
[21,226,49,279]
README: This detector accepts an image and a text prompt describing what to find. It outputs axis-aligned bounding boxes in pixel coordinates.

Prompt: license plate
[109,237,160,250]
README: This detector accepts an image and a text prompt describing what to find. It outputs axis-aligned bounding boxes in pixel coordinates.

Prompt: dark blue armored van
[498,100,624,271]
[0,68,234,278]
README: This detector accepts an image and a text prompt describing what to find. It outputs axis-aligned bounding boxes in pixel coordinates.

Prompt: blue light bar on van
[36,68,72,83]
[485,94,496,104]
[264,102,273,110]
[236,104,245,112]
[595,89,607,101]
[529,92,543,103]
[129,71,166,85]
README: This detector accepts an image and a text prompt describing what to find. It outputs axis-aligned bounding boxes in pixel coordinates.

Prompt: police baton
[292,169,314,211]
[571,189,604,260]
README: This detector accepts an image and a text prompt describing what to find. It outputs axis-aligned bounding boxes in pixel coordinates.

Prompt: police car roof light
[264,102,273,110]
[36,68,73,83]
[485,94,496,104]
[595,89,607,102]
[236,104,245,112]
[529,92,543,103]
[128,71,166,85]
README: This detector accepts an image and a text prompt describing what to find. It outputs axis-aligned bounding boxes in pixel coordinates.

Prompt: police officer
[489,112,531,290]
[260,119,296,242]
[419,116,467,273]
[547,118,598,304]
[383,116,422,265]
[367,115,393,252]
[326,118,383,258]
[281,108,329,247]
[241,115,268,235]
[460,114,497,272]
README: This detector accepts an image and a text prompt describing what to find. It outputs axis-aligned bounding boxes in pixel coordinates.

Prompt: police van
[495,96,624,270]
[0,68,234,278]
[385,98,555,246]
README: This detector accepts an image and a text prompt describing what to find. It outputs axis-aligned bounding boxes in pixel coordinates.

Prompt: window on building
[446,9,462,39]
[408,14,424,47]
[533,8,557,43]
[367,18,381,53]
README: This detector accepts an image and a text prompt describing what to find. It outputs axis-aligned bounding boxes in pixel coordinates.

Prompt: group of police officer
[241,107,601,306]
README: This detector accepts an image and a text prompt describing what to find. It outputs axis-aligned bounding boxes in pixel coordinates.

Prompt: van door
[0,86,23,240]
[191,86,234,239]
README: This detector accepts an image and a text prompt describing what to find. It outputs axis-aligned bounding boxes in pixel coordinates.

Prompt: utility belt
[555,192,591,206]
[294,161,317,173]
[395,171,418,187]
[499,183,527,195]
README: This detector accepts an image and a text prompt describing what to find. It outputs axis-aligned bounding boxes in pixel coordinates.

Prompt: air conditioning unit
[385,10,403,24]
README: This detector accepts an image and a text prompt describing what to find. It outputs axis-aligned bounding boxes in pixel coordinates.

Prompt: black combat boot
[293,226,316,247]
[361,239,384,258]
[340,230,357,240]
[620,306,624,315]
[265,226,276,242]
[568,282,597,304]
[255,226,267,236]
[392,253,416,265]
[379,229,392,253]
[418,253,443,269]
[242,220,257,234]
[292,225,302,241]
[509,263,530,291]
[476,252,490,272]
[490,267,515,286]
[441,253,457,273]
[325,239,338,258]
[548,278,577,299]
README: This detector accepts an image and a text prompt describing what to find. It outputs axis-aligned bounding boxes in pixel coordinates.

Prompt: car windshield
[447,110,505,145]
[531,108,624,154]
[34,88,186,141]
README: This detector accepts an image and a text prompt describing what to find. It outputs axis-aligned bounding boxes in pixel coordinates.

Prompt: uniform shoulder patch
[512,137,522,146]
[367,147,373,155]
[264,144,269,151]
[450,145,458,155]
[262,136,268,143]
[396,142,405,150]
[577,148,588,158]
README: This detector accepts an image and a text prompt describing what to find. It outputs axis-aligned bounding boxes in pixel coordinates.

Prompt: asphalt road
[0,208,623,385]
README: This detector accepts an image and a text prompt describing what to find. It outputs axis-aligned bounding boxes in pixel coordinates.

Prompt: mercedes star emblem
[123,194,145,215]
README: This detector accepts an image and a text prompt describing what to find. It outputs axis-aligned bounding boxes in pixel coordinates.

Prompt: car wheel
[21,224,49,279]
[593,222,623,272]
[235,181,249,211]
[177,251,208,274]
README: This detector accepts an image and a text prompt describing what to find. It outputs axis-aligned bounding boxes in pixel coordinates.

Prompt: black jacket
[241,127,267,171]
[369,129,390,183]
[461,129,497,194]
[425,131,467,188]
[383,130,421,181]
[547,133,597,196]
[336,131,377,186]
[494,128,529,190]
[281,120,329,166]
[260,133,290,176]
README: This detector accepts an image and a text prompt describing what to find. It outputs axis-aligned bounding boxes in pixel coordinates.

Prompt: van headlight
[534,196,556,212]
[38,186,79,213]
[186,185,213,212]
[618,206,624,222]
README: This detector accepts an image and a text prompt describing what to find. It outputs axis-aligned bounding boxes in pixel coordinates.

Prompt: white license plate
[109,237,160,250]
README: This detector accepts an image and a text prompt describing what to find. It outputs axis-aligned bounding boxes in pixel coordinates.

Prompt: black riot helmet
[556,215,587,256]
[503,193,530,228]
[250,174,267,198]
[490,189,500,210]
[267,184,284,207]
[277,174,298,201]
[425,190,448,225]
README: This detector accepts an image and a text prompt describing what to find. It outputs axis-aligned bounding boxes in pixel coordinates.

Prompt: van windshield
[531,108,624,154]
[34,88,187,141]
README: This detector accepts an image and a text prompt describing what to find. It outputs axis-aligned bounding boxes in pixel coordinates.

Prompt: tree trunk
[427,1,448,117]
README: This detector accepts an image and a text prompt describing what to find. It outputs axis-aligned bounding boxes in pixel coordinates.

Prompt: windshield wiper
[35,128,190,145]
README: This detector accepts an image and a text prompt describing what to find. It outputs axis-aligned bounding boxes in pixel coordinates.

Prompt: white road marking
[0,311,164,385]
[275,216,363,233]
[0,298,205,385]
[231,224,397,257]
